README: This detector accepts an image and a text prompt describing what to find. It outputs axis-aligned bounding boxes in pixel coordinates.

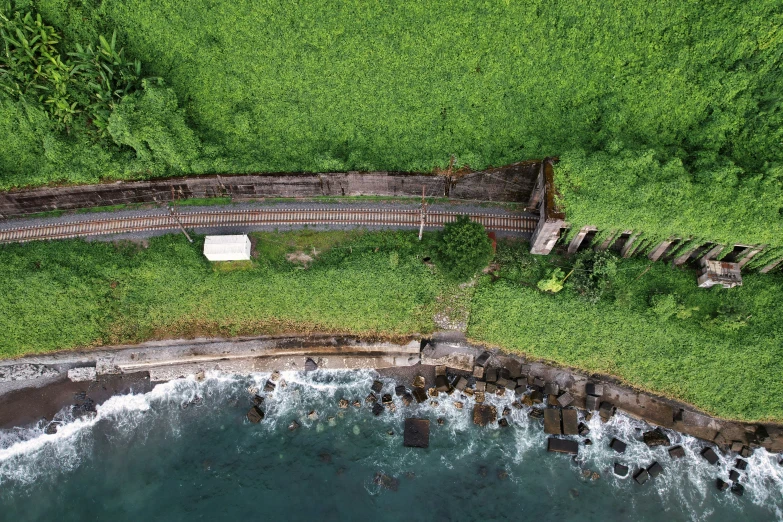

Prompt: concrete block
[475,381,486,392]
[475,351,491,367]
[455,376,468,391]
[668,446,686,459]
[557,392,574,407]
[395,385,407,396]
[372,403,385,416]
[729,469,740,481]
[614,463,629,477]
[586,383,604,396]
[435,375,450,392]
[246,406,264,423]
[716,479,730,492]
[610,438,627,453]
[634,469,649,485]
[544,408,562,435]
[371,380,383,393]
[403,418,430,448]
[647,462,663,478]
[562,409,578,435]
[473,366,485,379]
[67,367,96,382]
[472,405,497,426]
[735,458,748,470]
[585,396,600,410]
[543,383,559,396]
[498,418,509,428]
[412,387,427,403]
[701,447,719,465]
[485,368,498,383]
[547,438,579,455]
[731,484,744,497]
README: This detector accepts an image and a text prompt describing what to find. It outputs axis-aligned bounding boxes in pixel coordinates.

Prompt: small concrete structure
[203,235,251,261]
[697,259,742,289]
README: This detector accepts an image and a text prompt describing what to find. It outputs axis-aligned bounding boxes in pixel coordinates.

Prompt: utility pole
[168,206,193,243]
[418,185,427,241]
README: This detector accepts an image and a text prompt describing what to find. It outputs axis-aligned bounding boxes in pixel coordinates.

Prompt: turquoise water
[1,370,781,521]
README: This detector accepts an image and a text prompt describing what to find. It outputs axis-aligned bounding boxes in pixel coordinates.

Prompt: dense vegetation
[436,215,493,281]
[469,243,783,422]
[2,230,781,421]
[2,1,782,253]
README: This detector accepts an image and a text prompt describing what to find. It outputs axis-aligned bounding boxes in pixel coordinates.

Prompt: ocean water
[1,370,781,522]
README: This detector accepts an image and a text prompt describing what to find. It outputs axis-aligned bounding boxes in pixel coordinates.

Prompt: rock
[668,446,686,459]
[278,379,287,388]
[599,402,615,420]
[473,404,497,426]
[502,406,511,417]
[366,393,377,404]
[288,420,300,431]
[633,469,649,485]
[430,400,438,407]
[701,447,720,465]
[585,396,600,410]
[498,418,509,428]
[435,365,447,376]
[529,409,544,419]
[305,358,318,372]
[731,483,744,497]
[412,387,427,403]
[270,370,280,381]
[402,393,414,406]
[473,366,485,379]
[642,428,671,448]
[454,402,464,410]
[735,458,748,470]
[382,394,393,405]
[497,468,509,480]
[352,400,361,408]
[435,375,450,393]
[511,401,522,409]
[531,390,544,404]
[716,479,730,491]
[504,359,523,380]
[339,398,349,409]
[543,383,559,396]
[546,394,558,405]
[264,380,276,392]
[475,391,485,404]
[578,423,590,436]
[496,387,506,397]
[307,410,318,420]
[740,446,752,458]
[485,368,498,383]
[647,462,663,478]
[557,392,574,408]
[586,383,604,396]
[547,438,579,455]
[403,418,430,448]
[544,408,562,435]
[486,383,497,394]
[428,387,438,397]
[614,463,629,477]
[372,403,385,416]
[521,394,533,407]
[44,422,61,435]
[373,472,400,492]
[437,417,445,425]
[475,381,486,392]
[610,438,627,453]
[584,439,592,445]
[371,380,384,393]
[67,367,96,382]
[562,409,579,436]
[463,387,474,396]
[475,351,492,367]
[413,375,426,388]
[455,376,468,391]
[252,394,265,406]
[729,469,740,481]
[395,385,407,396]
[591,472,600,481]
[730,440,744,453]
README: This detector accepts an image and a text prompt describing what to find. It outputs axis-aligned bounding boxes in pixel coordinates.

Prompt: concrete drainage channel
[0,332,781,456]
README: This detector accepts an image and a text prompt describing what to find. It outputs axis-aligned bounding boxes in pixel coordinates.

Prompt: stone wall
[0,163,540,218]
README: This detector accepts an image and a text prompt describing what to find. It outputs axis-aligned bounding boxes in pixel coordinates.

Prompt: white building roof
[203,235,252,261]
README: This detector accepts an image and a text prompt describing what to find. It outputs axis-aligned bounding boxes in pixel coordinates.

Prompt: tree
[437,215,493,281]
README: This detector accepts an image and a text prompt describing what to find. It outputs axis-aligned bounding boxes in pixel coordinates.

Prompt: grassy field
[1,230,781,421]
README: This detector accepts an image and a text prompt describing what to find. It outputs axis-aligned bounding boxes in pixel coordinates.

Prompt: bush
[569,250,617,303]
[436,215,493,281]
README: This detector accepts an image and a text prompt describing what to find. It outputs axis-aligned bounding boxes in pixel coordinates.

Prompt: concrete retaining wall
[0,163,540,218]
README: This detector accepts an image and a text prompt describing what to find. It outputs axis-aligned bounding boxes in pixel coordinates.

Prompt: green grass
[467,242,783,422]
[0,231,444,357]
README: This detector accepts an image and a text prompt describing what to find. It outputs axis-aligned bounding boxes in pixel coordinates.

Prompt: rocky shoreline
[1,332,781,461]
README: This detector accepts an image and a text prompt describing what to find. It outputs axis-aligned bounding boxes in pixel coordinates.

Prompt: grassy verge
[0,230,444,357]
[467,242,783,422]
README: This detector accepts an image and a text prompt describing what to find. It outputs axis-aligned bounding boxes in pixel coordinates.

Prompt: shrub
[569,250,617,303]
[436,215,492,281]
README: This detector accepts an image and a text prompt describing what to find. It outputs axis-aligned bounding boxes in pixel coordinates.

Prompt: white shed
[203,235,252,261]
